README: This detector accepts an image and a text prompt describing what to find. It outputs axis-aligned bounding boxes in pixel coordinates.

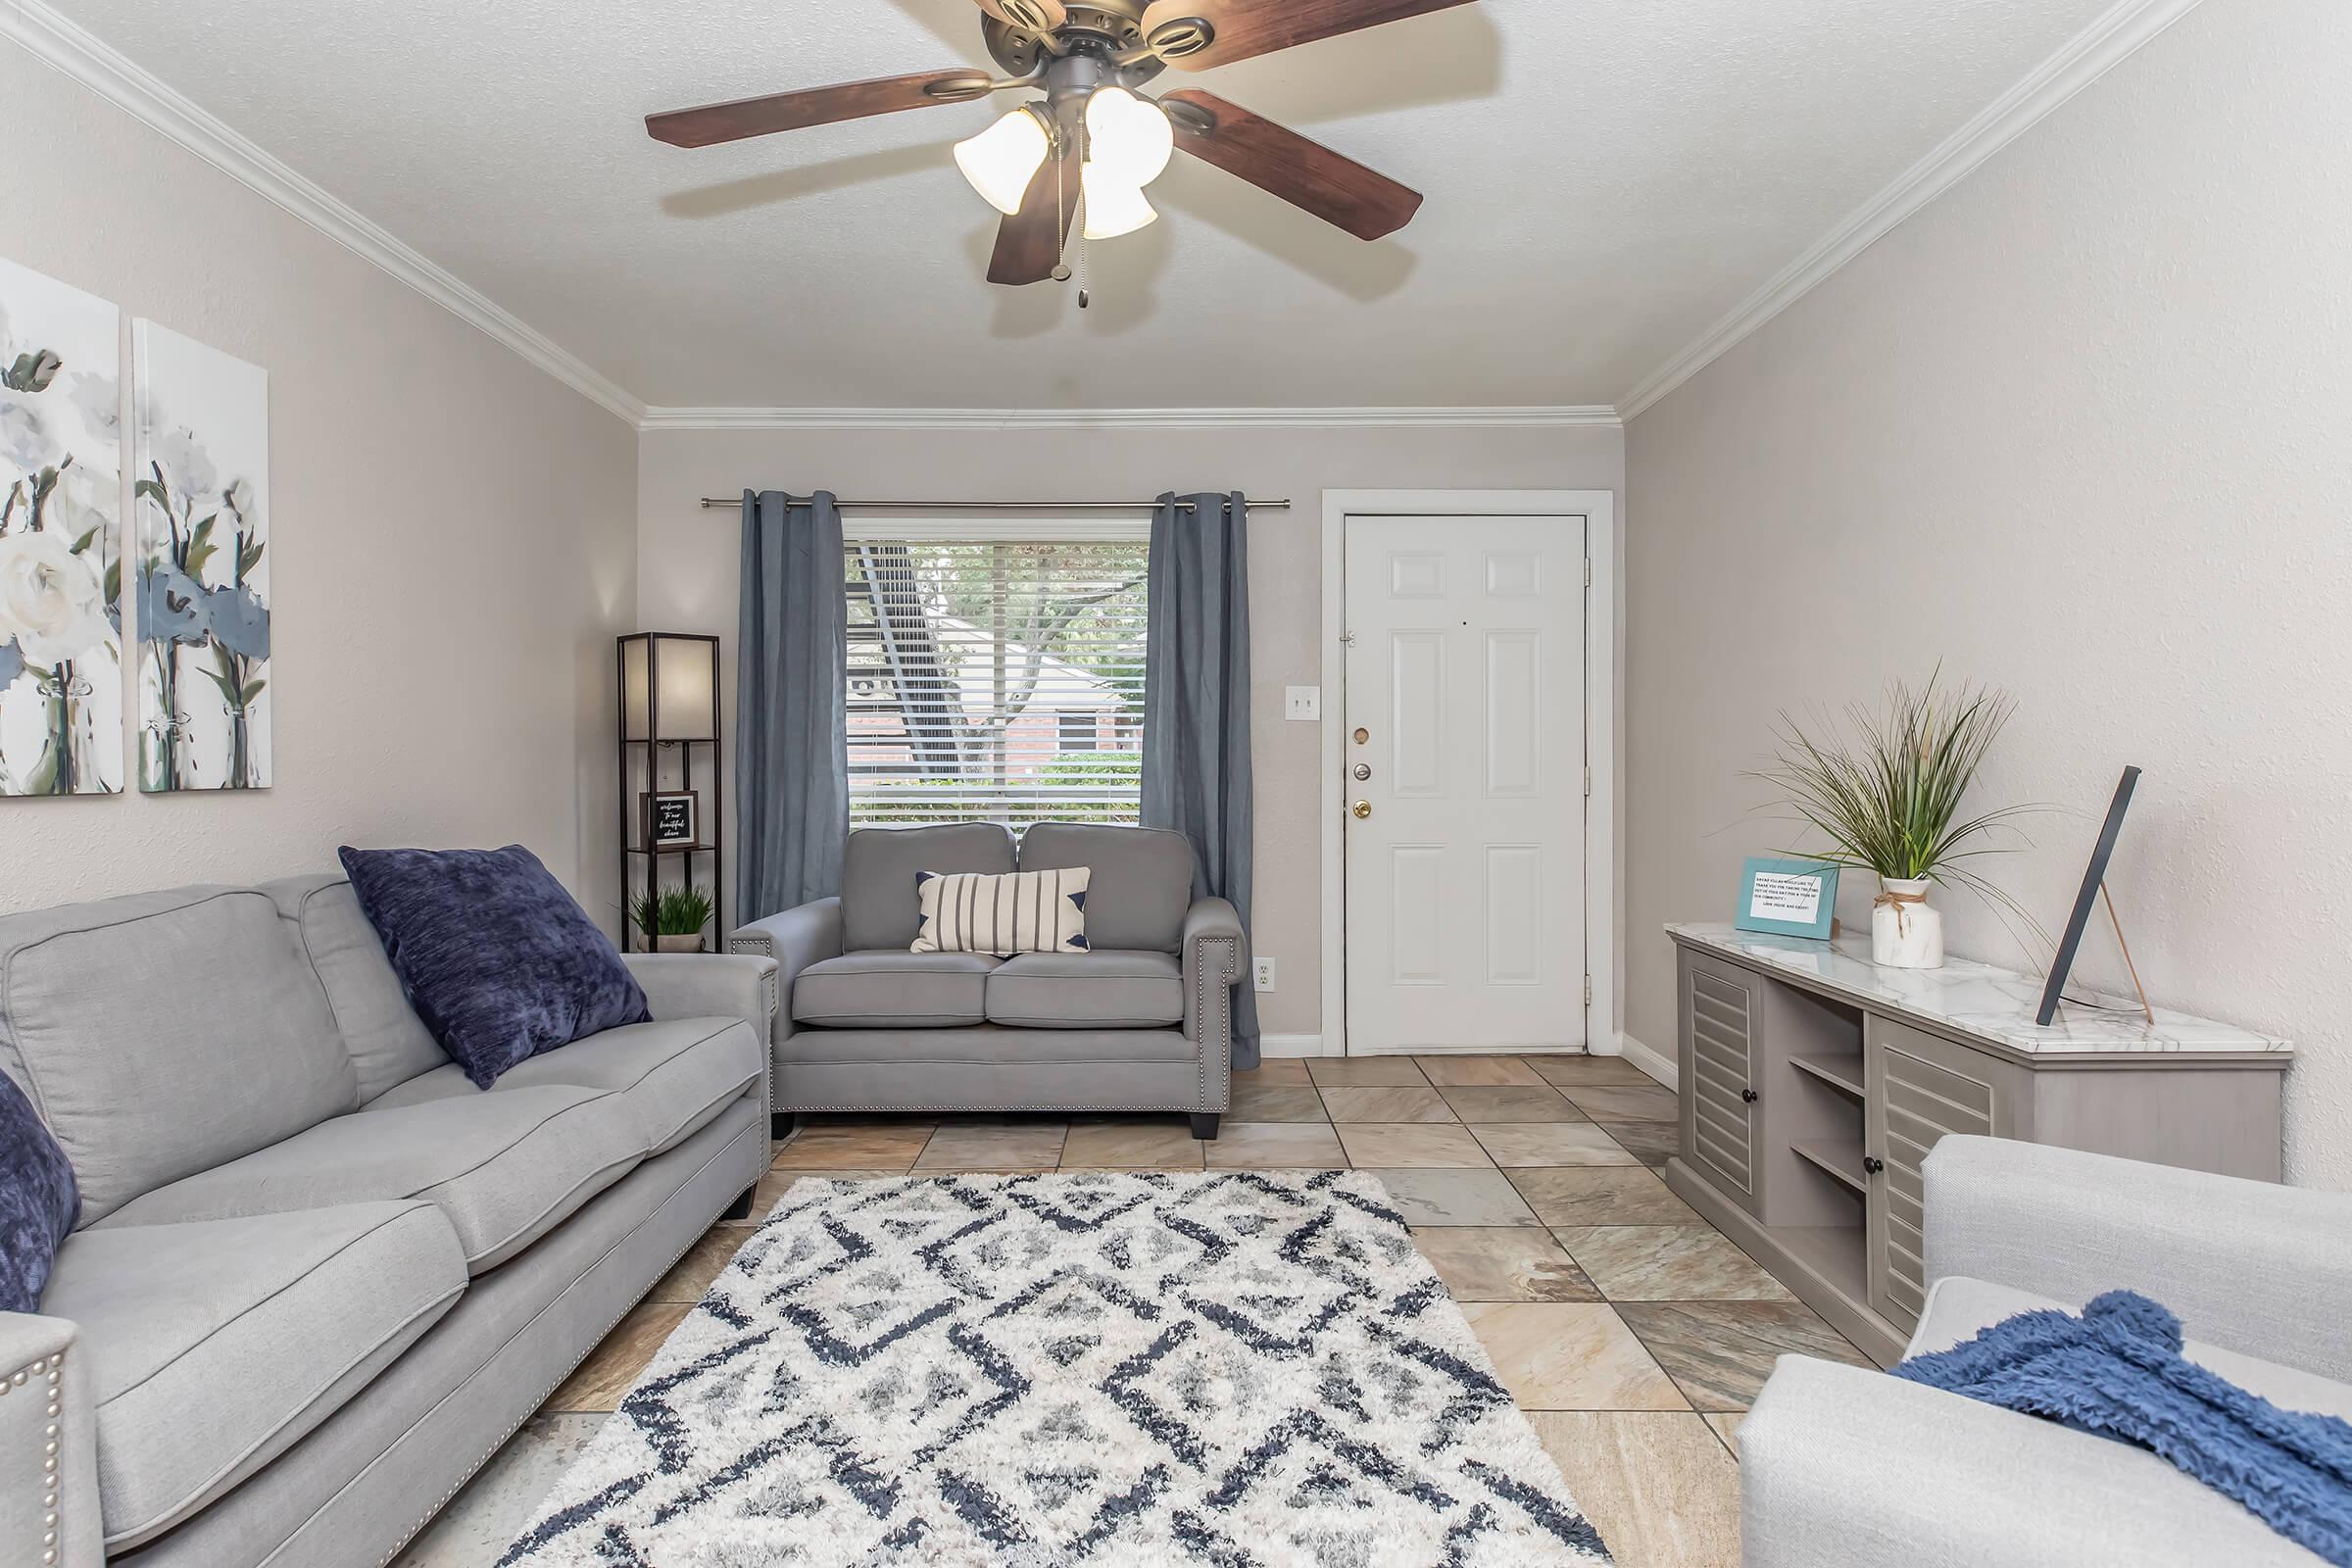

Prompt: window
[845,529,1148,829]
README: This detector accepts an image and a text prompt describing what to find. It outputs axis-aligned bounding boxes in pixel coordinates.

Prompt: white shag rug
[502,1170,1613,1567]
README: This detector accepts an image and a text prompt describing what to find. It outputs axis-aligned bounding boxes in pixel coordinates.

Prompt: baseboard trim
[1258,1034,1330,1058]
[1617,1033,1678,1092]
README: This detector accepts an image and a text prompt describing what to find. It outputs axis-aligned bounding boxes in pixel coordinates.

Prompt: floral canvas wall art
[134,320,270,792]
[0,257,123,798]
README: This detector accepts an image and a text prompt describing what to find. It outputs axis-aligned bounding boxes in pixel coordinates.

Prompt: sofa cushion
[795,951,1000,1028]
[0,1067,77,1312]
[97,1086,643,1273]
[1911,1276,2352,1423]
[265,874,449,1101]
[0,886,358,1225]
[841,823,1014,952]
[781,1024,1195,1066]
[914,867,1091,956]
[986,950,1185,1028]
[42,1200,466,1551]
[1017,823,1196,953]
[368,1017,762,1155]
[337,845,651,1089]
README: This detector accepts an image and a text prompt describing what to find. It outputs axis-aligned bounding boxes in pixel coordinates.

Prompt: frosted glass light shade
[621,633,717,743]
[1084,87,1174,188]
[956,108,1052,216]
[1081,161,1157,239]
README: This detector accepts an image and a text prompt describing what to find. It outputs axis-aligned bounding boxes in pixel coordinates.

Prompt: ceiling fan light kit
[645,0,1474,285]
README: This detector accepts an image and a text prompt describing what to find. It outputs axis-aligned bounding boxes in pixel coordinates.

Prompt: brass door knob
[1351,800,1372,820]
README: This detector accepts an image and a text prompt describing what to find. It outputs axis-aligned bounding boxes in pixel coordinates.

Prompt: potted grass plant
[1752,675,2034,969]
[631,885,715,954]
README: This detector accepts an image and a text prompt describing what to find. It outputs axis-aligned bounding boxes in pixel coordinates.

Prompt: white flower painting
[135,321,270,792]
[0,258,123,798]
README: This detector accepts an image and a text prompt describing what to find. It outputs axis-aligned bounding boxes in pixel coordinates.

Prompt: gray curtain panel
[735,490,849,921]
[1143,491,1258,1066]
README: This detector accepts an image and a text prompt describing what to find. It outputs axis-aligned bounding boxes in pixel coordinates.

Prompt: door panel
[1344,514,1587,1053]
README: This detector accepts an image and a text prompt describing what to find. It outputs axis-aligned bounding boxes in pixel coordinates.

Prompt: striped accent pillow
[911,867,1091,956]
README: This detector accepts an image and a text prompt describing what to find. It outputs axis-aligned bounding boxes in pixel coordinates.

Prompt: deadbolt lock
[1352,763,1371,781]
[1351,801,1372,820]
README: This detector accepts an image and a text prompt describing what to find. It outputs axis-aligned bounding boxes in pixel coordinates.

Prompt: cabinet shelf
[626,843,717,857]
[1789,1053,1865,1099]
[1790,1138,1867,1194]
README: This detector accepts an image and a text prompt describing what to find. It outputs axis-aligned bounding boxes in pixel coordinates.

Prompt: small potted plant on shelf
[1752,674,2034,969]
[631,885,715,954]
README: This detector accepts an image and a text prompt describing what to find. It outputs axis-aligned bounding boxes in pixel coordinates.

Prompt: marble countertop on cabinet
[1667,922,2291,1058]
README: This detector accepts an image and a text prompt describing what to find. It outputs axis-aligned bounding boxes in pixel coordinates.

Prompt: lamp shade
[620,633,718,743]
[956,107,1052,216]
[1083,87,1174,188]
[1081,160,1157,240]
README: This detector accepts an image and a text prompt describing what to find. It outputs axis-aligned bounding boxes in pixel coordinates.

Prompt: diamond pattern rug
[502,1170,1613,1567]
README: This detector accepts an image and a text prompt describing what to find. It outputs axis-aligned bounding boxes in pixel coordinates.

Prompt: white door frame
[1318,490,1620,1058]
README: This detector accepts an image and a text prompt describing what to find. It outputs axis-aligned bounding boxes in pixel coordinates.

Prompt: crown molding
[0,0,646,426]
[637,405,1624,432]
[1618,0,2204,421]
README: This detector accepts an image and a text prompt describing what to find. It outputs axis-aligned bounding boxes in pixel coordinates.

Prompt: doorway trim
[1319,490,1621,1059]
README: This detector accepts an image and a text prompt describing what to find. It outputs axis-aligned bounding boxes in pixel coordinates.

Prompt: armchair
[1741,1136,2352,1567]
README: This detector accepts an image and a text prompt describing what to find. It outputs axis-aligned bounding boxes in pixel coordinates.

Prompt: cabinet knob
[1740,1088,1759,1103]
[1862,1155,1886,1176]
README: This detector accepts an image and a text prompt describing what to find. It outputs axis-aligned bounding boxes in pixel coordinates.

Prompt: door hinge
[1584,558,1593,588]
[1584,975,1593,1006]
[1584,767,1593,797]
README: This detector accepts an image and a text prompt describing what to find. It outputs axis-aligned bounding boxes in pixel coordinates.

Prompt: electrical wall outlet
[1252,956,1278,993]
[1284,686,1321,721]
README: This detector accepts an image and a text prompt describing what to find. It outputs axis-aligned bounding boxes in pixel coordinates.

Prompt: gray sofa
[731,823,1244,1137]
[1741,1136,2352,1567]
[0,876,776,1567]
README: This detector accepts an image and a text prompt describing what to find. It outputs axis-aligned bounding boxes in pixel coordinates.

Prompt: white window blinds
[844,536,1149,829]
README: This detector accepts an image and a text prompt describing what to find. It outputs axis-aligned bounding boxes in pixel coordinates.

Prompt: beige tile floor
[399,1054,1872,1568]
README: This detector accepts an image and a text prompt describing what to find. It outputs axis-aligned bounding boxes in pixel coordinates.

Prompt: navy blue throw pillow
[0,1071,79,1314]
[339,845,651,1089]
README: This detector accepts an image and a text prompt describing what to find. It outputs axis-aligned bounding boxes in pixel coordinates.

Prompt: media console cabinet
[1662,922,2292,1366]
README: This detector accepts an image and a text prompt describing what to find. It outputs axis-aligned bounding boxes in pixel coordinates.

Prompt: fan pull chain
[1051,144,1071,283]
[1075,118,1091,308]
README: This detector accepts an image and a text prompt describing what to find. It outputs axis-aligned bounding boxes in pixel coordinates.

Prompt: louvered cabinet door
[1864,1017,2029,1334]
[1681,953,1761,1213]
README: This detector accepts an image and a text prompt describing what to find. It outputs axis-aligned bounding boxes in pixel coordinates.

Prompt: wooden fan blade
[971,0,1066,29]
[647,70,992,149]
[988,155,1077,285]
[1164,91,1422,240]
[1142,0,1475,71]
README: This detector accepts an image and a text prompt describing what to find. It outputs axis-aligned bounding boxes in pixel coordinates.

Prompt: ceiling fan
[645,0,1477,285]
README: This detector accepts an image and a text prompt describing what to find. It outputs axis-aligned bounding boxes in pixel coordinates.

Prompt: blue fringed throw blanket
[1894,1291,2352,1564]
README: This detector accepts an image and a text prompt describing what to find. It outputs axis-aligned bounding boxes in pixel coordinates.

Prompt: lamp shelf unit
[617,633,723,956]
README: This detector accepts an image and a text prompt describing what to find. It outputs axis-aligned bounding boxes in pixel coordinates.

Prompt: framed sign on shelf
[643,790,699,850]
[1735,858,1840,940]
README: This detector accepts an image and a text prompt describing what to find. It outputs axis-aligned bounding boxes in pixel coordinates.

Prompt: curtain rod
[699,496,1290,512]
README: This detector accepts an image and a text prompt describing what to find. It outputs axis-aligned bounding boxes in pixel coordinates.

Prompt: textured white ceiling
[41,0,2118,409]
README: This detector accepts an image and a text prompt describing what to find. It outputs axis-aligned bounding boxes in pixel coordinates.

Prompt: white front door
[1342,514,1589,1054]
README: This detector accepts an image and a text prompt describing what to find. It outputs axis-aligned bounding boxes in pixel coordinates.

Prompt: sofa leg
[721,1184,756,1222]
[771,1111,798,1142]
[1191,1113,1222,1142]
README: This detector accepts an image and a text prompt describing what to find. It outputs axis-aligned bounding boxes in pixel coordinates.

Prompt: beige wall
[1625,0,2352,1186]
[637,424,1624,1040]
[0,46,639,925]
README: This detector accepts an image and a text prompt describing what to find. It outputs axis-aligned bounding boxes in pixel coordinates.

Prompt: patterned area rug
[503,1170,1613,1567]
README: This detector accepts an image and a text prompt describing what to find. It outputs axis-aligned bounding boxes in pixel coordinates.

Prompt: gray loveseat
[1742,1136,2352,1566]
[0,876,775,1567]
[731,823,1244,1138]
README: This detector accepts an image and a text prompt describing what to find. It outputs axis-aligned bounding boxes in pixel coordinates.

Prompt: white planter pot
[1872,877,1944,969]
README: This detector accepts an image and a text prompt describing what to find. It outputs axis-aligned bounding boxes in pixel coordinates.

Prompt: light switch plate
[1284,686,1321,721]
